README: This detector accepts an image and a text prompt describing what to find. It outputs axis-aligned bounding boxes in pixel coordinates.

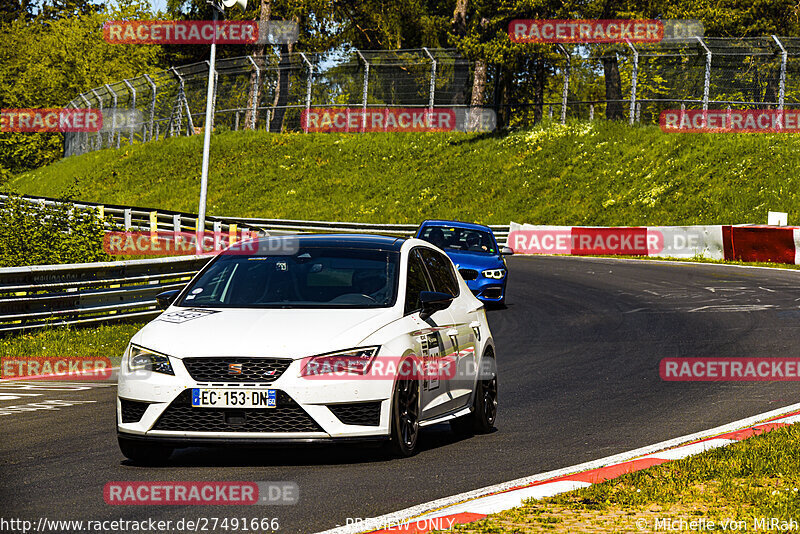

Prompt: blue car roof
[417,219,493,232]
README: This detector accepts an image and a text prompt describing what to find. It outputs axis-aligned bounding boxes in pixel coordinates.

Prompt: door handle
[446,328,459,352]
[469,321,481,341]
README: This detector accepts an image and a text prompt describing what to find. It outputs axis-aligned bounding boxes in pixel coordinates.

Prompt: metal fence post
[696,37,711,112]
[144,74,156,142]
[300,52,313,132]
[172,68,183,136]
[122,78,136,145]
[772,35,787,111]
[246,55,261,130]
[91,88,105,149]
[169,67,187,137]
[79,94,92,154]
[557,44,570,125]
[627,40,639,125]
[423,47,437,111]
[356,49,369,131]
[105,84,119,149]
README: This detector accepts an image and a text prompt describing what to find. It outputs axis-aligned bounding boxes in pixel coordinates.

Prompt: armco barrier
[509,222,800,264]
[0,194,510,243]
[0,255,210,334]
[0,194,512,334]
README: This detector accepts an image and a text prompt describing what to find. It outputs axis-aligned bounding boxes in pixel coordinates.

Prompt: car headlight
[301,347,380,376]
[125,344,174,375]
[482,268,507,279]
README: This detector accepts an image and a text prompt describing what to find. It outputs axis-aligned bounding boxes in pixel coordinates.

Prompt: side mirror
[500,246,514,256]
[156,289,180,310]
[419,291,454,320]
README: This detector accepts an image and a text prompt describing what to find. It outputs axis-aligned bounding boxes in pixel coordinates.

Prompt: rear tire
[387,362,420,457]
[450,354,497,435]
[118,436,173,464]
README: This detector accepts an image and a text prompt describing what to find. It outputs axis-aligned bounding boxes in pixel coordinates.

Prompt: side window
[418,248,459,297]
[404,250,431,314]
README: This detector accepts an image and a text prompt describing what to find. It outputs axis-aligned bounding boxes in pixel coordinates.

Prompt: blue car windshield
[419,226,497,254]
[178,248,399,308]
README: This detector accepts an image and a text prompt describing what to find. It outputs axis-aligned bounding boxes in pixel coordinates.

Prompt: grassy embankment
[9,120,800,227]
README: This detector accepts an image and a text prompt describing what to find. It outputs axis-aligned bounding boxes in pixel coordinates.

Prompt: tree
[0,0,162,175]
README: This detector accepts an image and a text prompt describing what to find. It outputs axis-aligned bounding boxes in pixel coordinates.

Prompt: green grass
[9,120,800,226]
[442,425,800,533]
[0,321,145,367]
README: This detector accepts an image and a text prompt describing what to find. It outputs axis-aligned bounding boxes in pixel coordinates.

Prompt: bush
[0,194,114,266]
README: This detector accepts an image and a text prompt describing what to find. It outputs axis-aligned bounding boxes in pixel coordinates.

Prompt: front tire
[387,365,420,457]
[118,436,173,464]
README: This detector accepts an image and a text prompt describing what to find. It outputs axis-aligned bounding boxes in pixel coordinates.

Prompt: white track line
[314,401,800,534]
[514,254,800,274]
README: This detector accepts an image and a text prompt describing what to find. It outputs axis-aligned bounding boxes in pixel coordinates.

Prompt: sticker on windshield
[158,308,220,323]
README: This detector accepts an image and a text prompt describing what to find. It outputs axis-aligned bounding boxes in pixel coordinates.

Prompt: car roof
[418,219,493,232]
[250,233,406,251]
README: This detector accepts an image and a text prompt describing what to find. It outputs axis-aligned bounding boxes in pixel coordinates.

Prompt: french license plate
[191,388,276,408]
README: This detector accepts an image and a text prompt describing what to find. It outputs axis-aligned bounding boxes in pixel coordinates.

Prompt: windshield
[419,226,497,254]
[178,247,399,308]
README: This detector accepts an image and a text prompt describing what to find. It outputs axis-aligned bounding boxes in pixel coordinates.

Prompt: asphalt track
[3,255,800,533]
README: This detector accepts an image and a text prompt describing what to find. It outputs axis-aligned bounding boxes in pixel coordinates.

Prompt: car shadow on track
[118,424,494,468]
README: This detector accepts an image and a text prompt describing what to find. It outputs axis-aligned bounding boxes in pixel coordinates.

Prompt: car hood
[132,307,398,360]
[444,250,504,270]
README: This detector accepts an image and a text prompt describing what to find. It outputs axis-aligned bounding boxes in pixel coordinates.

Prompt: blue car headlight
[482,268,507,280]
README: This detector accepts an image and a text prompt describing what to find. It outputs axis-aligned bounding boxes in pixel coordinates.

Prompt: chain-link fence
[64,48,471,156]
[64,37,800,156]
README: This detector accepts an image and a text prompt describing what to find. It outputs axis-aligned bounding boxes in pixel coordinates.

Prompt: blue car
[415,220,513,306]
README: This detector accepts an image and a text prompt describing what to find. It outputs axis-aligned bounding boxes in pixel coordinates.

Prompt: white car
[116,234,497,462]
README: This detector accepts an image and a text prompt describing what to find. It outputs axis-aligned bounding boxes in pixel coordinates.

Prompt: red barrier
[724,226,796,264]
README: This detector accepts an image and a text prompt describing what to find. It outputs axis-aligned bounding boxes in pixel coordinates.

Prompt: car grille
[182,357,292,383]
[120,399,150,423]
[458,268,479,281]
[152,390,323,433]
[328,402,382,426]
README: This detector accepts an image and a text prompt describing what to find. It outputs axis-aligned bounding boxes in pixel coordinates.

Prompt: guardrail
[0,193,511,241]
[0,255,211,334]
[0,194,510,334]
